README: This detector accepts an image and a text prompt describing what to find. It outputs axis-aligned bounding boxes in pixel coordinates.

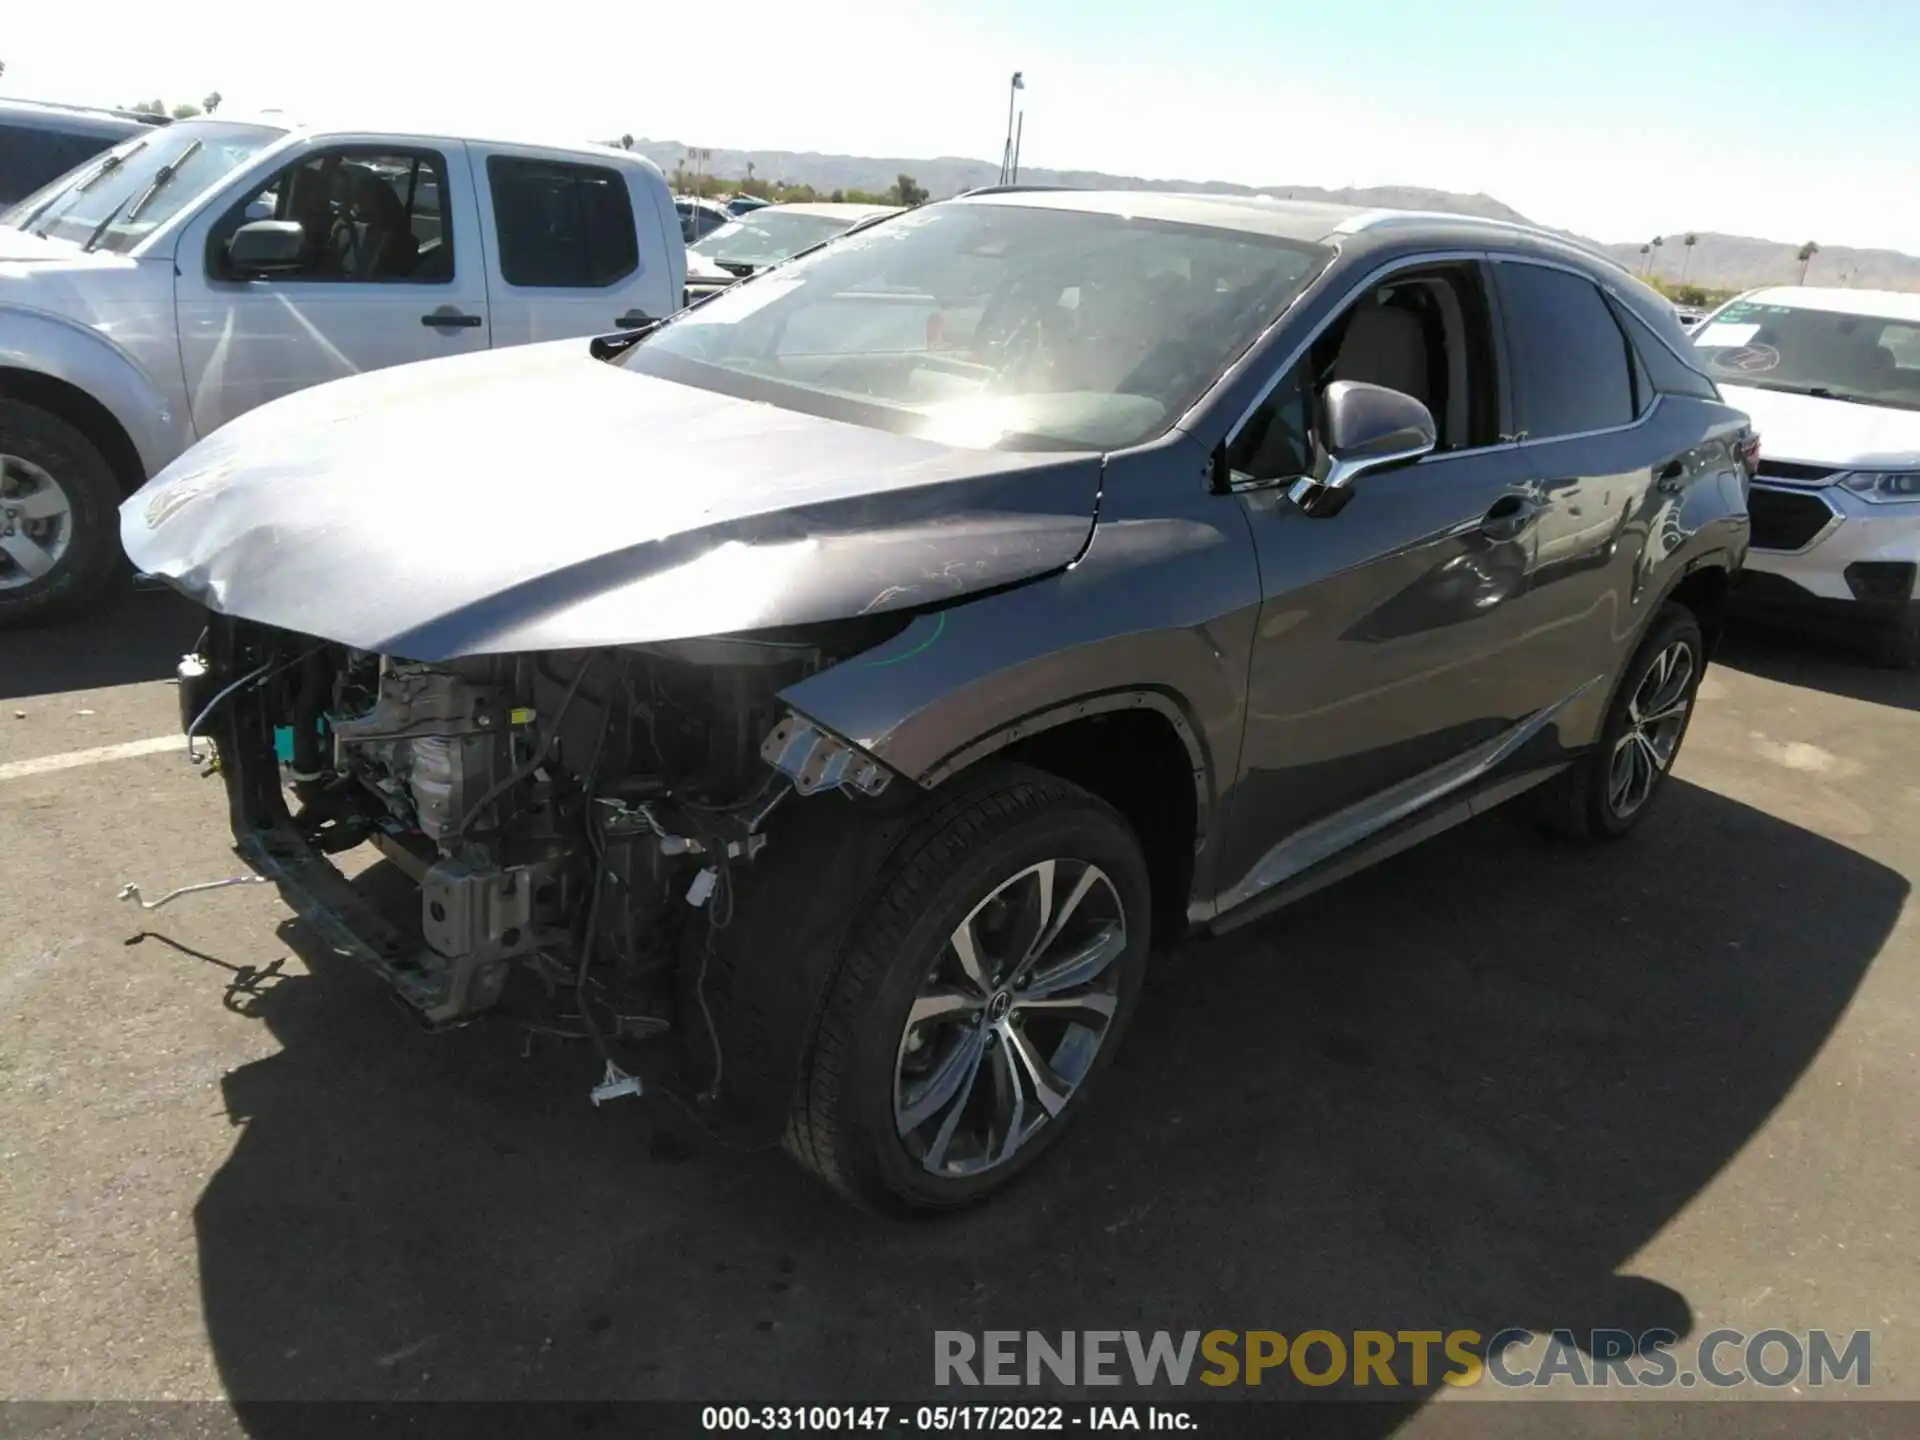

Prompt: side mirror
[1289,380,1437,513]
[226,219,306,276]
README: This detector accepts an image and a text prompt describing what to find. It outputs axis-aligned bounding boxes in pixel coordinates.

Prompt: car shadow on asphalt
[184,779,1905,1430]
[1716,618,1918,712]
[0,586,204,701]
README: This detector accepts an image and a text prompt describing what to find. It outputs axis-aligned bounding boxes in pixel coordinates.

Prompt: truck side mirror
[226,220,306,277]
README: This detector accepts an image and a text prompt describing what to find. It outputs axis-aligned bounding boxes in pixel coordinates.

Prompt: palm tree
[619,133,634,150]
[1638,242,1652,276]
[1681,232,1698,284]
[745,161,756,182]
[1797,241,1820,284]
[202,91,222,114]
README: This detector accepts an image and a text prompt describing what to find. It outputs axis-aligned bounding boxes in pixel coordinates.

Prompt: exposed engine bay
[182,615,904,1069]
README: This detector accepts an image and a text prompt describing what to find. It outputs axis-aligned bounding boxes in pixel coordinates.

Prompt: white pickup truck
[0,113,685,623]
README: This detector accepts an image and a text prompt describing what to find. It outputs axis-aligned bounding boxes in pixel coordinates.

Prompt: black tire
[1539,604,1706,842]
[784,764,1152,1214]
[0,399,127,626]
[1868,607,1920,671]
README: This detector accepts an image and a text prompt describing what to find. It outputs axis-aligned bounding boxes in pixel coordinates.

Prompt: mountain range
[628,137,1920,295]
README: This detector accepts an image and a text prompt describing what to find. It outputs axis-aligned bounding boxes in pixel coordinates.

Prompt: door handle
[1480,492,1543,541]
[421,309,483,329]
[614,309,654,329]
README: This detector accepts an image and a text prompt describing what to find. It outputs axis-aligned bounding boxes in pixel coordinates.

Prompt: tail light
[1736,432,1761,488]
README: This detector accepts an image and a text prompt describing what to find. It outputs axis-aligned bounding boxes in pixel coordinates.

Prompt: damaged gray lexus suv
[124,191,1753,1212]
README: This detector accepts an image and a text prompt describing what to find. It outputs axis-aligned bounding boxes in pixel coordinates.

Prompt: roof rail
[1334,208,1634,277]
[955,183,1076,198]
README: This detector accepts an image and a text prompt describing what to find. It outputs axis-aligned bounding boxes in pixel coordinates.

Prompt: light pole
[999,71,1025,184]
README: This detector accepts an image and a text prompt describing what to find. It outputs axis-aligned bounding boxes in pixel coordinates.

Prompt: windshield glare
[632,203,1325,451]
[1693,299,1920,410]
[692,210,864,268]
[9,121,286,253]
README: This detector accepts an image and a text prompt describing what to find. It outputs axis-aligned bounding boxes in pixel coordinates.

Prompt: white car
[1693,286,1920,667]
[0,112,684,623]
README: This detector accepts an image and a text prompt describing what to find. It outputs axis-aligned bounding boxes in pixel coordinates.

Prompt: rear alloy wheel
[1605,636,1696,820]
[1540,604,1705,841]
[0,400,127,626]
[785,766,1150,1212]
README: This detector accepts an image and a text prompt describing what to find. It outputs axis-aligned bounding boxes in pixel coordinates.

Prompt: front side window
[1229,264,1496,482]
[627,203,1325,452]
[1497,262,1636,439]
[489,157,638,288]
[11,120,286,253]
[1692,299,1920,410]
[212,148,454,282]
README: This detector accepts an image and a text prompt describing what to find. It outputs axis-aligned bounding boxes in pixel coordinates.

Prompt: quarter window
[488,157,638,288]
[1497,262,1635,439]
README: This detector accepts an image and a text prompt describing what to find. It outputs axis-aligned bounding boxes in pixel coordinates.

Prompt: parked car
[124,193,1751,1212]
[684,201,901,302]
[0,97,167,209]
[674,194,731,244]
[726,193,772,216]
[0,112,682,623]
[1675,305,1708,331]
[1692,286,1920,667]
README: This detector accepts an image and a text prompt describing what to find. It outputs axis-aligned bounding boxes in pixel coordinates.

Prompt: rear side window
[487,157,638,288]
[1611,299,1720,404]
[1497,262,1636,439]
[0,122,117,207]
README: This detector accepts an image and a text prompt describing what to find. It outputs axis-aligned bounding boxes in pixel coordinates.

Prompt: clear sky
[5,0,1915,251]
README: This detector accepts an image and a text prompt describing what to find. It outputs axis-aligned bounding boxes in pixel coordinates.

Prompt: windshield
[692,210,872,269]
[6,120,285,253]
[1693,298,1920,411]
[628,203,1325,451]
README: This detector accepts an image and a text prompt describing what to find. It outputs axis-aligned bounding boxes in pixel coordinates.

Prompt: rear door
[1488,258,1673,702]
[471,148,675,343]
[174,137,490,435]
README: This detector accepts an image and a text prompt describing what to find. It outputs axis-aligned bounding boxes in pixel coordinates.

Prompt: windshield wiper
[25,139,151,236]
[1738,380,1883,407]
[118,139,201,229]
[80,194,134,252]
[84,138,204,248]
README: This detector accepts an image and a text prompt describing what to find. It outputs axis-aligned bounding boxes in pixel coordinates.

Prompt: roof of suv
[954,187,1618,263]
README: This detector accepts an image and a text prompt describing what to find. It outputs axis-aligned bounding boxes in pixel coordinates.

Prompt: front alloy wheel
[785,765,1151,1212]
[894,858,1127,1177]
[0,454,74,593]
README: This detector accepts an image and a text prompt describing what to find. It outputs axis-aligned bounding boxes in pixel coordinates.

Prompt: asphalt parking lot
[1,590,1915,1434]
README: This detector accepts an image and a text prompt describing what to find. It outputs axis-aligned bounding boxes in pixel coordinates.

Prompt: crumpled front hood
[1721,383,1920,471]
[122,340,1102,659]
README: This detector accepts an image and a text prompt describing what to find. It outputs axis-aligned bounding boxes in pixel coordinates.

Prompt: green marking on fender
[861,610,947,667]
